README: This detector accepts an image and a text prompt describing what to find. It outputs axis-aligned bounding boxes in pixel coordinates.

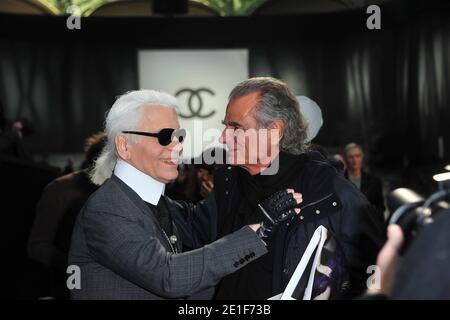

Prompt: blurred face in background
[344,147,364,172]
[121,105,183,184]
[197,168,213,185]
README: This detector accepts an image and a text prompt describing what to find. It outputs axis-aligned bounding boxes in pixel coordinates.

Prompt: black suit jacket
[213,152,385,298]
[345,170,386,223]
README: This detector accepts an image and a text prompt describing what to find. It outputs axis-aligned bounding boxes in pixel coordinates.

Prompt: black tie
[145,197,173,241]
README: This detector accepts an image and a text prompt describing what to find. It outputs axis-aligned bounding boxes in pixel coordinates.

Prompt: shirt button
[315,209,320,214]
[300,215,304,220]
[227,166,232,170]
[283,268,288,274]
[225,191,229,195]
[332,202,337,206]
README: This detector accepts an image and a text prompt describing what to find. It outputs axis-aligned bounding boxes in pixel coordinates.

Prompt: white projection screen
[138,49,249,160]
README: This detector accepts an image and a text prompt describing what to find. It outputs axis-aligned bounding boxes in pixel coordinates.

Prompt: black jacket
[212,151,386,299]
[344,170,386,223]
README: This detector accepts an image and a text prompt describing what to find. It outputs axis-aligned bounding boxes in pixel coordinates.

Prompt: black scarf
[145,197,176,247]
[221,151,307,235]
[215,151,307,300]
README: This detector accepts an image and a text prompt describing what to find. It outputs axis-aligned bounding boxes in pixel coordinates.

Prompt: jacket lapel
[110,175,177,252]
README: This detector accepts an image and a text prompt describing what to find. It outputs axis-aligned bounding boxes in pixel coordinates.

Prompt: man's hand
[259,189,302,225]
[255,189,302,240]
[367,224,404,296]
[12,121,23,139]
[200,179,214,198]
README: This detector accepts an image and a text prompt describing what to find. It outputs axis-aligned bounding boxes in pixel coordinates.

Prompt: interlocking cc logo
[175,88,216,119]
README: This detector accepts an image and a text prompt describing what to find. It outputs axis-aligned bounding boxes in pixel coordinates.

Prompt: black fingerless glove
[256,190,298,240]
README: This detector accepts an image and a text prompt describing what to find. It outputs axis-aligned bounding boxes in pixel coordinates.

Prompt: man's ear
[115,134,131,160]
[268,120,284,144]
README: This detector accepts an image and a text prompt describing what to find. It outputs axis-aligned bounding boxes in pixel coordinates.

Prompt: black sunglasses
[122,128,186,146]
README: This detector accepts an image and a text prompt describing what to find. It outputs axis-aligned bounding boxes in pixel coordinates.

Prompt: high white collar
[114,159,165,205]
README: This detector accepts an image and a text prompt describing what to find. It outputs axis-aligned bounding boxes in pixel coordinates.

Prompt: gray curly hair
[228,77,309,155]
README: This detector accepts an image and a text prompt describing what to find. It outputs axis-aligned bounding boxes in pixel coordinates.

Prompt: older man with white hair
[68,89,302,300]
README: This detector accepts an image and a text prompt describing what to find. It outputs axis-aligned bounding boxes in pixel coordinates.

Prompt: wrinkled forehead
[138,105,180,131]
[225,92,260,124]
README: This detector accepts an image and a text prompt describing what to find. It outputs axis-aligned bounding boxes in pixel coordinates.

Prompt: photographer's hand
[367,224,404,296]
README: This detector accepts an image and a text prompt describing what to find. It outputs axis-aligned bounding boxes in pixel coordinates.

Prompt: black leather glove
[256,190,298,240]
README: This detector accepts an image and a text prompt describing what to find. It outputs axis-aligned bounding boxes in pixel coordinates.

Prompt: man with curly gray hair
[212,77,385,300]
